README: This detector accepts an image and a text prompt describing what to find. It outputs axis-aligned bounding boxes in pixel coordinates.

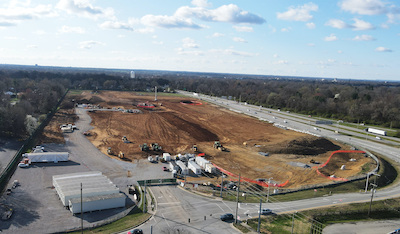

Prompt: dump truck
[151,143,162,151]
[213,141,226,151]
[139,143,149,151]
[118,151,124,159]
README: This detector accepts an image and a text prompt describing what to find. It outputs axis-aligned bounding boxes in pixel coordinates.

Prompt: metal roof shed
[69,193,125,214]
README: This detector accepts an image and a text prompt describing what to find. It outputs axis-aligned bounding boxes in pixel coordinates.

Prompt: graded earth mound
[49,91,375,189]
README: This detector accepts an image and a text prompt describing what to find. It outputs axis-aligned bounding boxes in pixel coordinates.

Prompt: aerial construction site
[43,90,375,189]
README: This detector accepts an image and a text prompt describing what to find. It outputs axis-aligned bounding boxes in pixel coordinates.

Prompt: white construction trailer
[169,161,179,171]
[188,161,201,175]
[195,156,210,168]
[367,128,387,136]
[23,152,69,163]
[69,193,125,214]
[205,163,217,174]
[163,153,171,161]
[176,161,188,175]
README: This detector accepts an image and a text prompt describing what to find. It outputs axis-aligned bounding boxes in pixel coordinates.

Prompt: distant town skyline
[0,0,399,80]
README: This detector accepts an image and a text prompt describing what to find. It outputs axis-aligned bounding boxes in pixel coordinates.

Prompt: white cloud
[325,33,338,41]
[191,0,211,8]
[281,27,291,32]
[0,2,56,27]
[353,34,375,41]
[306,22,316,29]
[174,4,266,25]
[233,26,253,32]
[307,43,315,47]
[277,3,318,22]
[339,0,387,15]
[210,49,255,57]
[211,32,224,37]
[325,18,375,30]
[27,44,38,49]
[273,54,279,58]
[325,19,349,29]
[177,48,204,56]
[100,20,134,31]
[273,60,288,65]
[375,46,392,52]
[59,25,85,34]
[182,37,199,48]
[233,37,247,43]
[135,27,154,34]
[141,14,203,29]
[56,0,115,20]
[352,18,375,30]
[338,50,343,54]
[79,40,105,49]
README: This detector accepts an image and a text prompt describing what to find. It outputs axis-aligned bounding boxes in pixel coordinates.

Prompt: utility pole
[291,212,296,234]
[220,174,224,198]
[235,174,241,224]
[368,188,376,217]
[154,86,157,101]
[365,172,371,193]
[80,183,83,234]
[267,177,273,202]
[143,180,147,213]
[257,198,262,233]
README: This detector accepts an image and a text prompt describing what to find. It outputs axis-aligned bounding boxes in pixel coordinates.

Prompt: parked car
[258,208,273,215]
[220,213,234,221]
[162,166,168,171]
[128,229,143,234]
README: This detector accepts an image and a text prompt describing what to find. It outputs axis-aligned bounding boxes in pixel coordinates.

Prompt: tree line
[1,67,399,138]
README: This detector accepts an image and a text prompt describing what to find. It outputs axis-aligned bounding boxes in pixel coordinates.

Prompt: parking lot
[0,107,173,233]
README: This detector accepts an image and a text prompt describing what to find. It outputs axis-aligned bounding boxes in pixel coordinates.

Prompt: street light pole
[267,177,273,202]
[235,174,241,224]
[257,198,262,233]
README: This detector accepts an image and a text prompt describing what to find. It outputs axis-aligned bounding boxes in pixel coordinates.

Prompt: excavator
[213,141,226,151]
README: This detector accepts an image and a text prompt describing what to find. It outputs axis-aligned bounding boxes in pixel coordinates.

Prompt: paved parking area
[0,107,173,233]
[0,138,23,172]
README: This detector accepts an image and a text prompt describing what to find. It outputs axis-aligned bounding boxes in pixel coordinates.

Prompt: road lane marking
[157,202,181,205]
[222,201,233,211]
[162,213,171,227]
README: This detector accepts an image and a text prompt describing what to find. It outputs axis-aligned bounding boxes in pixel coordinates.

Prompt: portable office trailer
[163,153,171,161]
[195,156,209,168]
[188,161,201,175]
[169,161,179,171]
[69,193,125,214]
[23,152,69,163]
[205,163,217,174]
[176,160,188,175]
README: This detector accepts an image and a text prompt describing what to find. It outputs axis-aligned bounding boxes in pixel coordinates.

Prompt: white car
[258,208,273,215]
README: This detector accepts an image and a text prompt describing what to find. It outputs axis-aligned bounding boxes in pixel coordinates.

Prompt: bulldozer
[122,136,130,143]
[118,151,124,159]
[139,143,149,151]
[192,144,198,152]
[107,147,114,155]
[150,143,162,151]
[213,141,226,151]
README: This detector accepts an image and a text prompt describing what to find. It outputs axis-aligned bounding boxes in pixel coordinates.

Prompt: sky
[0,0,399,81]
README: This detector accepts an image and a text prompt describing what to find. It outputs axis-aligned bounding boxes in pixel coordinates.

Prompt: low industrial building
[52,171,125,214]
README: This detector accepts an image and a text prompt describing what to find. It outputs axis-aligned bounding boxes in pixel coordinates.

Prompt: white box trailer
[205,163,217,174]
[169,161,179,171]
[195,156,209,168]
[176,161,188,175]
[69,193,125,214]
[367,128,387,136]
[23,152,69,163]
[188,161,201,175]
[163,153,171,161]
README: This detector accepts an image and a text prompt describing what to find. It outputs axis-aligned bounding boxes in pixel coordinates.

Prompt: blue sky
[0,0,399,80]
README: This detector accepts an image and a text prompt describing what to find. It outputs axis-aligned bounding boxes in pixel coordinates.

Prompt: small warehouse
[52,171,125,214]
[188,161,201,175]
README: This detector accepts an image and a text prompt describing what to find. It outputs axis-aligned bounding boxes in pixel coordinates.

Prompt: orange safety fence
[315,150,366,181]
[212,163,289,187]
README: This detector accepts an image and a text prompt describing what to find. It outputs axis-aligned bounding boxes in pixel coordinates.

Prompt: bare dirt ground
[53,90,374,189]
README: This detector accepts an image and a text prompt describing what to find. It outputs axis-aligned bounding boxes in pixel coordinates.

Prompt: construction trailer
[52,171,125,213]
[163,153,171,161]
[23,152,69,163]
[188,161,201,175]
[205,163,217,174]
[176,161,189,175]
[169,161,179,171]
[69,193,125,214]
[195,156,210,169]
